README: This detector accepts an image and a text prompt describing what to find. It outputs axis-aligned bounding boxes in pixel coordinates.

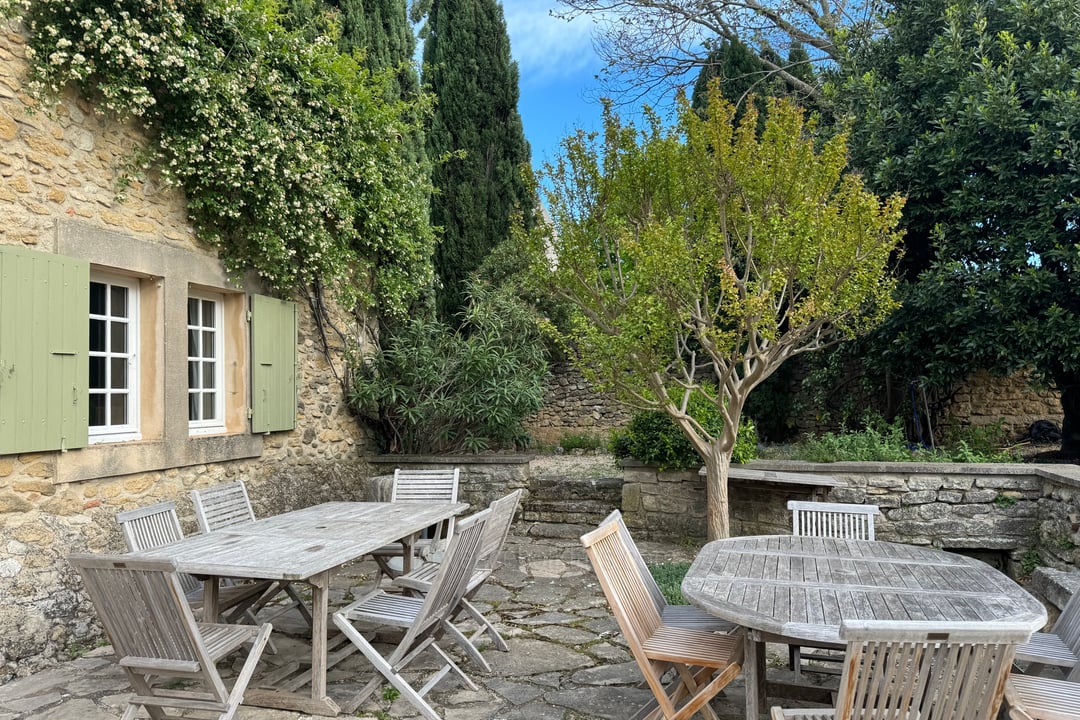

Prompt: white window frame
[187,290,226,436]
[88,272,141,444]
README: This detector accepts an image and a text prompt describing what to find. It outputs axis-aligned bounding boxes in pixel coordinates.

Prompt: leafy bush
[558,433,604,452]
[648,562,690,605]
[793,415,1020,463]
[609,394,758,470]
[349,282,548,453]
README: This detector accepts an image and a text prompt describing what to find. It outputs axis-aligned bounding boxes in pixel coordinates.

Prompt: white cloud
[501,1,600,86]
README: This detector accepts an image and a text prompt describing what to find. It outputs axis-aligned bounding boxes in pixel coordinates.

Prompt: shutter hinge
[247,407,253,419]
[246,310,253,322]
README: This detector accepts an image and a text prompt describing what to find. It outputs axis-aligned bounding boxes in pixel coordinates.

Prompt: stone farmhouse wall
[0,25,372,680]
[525,357,1063,448]
[523,362,631,448]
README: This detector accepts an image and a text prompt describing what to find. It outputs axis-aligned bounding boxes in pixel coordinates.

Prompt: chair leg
[790,645,803,682]
[221,623,273,720]
[457,598,509,652]
[440,618,492,673]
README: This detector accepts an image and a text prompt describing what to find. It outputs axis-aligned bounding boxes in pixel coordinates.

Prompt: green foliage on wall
[12,0,435,317]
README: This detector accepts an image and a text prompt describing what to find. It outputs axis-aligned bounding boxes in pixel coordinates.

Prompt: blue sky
[501,2,607,171]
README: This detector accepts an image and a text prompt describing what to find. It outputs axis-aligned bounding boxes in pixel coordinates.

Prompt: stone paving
[0,528,827,720]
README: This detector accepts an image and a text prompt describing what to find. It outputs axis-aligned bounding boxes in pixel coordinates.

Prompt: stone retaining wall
[522,362,632,448]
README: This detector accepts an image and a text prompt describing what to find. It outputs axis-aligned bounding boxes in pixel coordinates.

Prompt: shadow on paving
[0,530,837,720]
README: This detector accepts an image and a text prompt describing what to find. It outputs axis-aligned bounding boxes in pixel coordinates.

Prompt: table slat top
[129,501,467,581]
[682,535,1046,643]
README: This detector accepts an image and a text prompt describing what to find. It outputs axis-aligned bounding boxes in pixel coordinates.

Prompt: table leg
[743,629,767,720]
[310,570,329,701]
[400,533,418,573]
[202,576,219,620]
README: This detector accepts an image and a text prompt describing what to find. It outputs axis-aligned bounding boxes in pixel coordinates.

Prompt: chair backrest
[190,481,256,533]
[391,468,460,503]
[834,620,1031,720]
[580,518,663,677]
[789,500,881,541]
[1053,589,1080,657]
[476,489,522,571]
[400,507,488,649]
[115,501,200,596]
[602,509,669,613]
[68,553,225,694]
[391,468,460,544]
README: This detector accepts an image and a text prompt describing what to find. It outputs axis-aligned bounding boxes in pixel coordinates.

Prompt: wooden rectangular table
[129,500,467,716]
[682,535,1048,720]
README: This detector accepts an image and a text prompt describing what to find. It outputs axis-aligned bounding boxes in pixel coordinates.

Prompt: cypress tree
[421,0,535,323]
[336,0,419,102]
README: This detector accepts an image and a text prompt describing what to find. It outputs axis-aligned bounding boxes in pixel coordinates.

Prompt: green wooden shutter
[250,294,297,433]
[0,246,89,453]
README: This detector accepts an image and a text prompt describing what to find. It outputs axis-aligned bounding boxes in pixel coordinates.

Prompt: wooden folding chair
[1014,589,1080,681]
[771,620,1032,720]
[602,510,734,634]
[115,501,274,628]
[787,500,882,679]
[190,481,312,628]
[68,553,272,720]
[788,500,881,541]
[370,468,461,583]
[581,518,744,720]
[395,489,524,667]
[1006,673,1080,719]
[332,508,489,720]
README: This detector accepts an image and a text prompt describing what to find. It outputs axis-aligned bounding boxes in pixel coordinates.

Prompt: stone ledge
[368,454,531,466]
[1029,567,1080,611]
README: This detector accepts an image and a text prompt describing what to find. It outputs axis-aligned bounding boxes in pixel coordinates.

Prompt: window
[88,273,140,443]
[188,292,225,435]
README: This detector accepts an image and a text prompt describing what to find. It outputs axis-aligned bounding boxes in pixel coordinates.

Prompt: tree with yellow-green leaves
[538,88,905,539]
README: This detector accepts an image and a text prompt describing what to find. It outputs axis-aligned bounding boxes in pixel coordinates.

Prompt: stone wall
[523,362,632,448]
[0,24,373,681]
[941,369,1061,439]
[525,357,1063,447]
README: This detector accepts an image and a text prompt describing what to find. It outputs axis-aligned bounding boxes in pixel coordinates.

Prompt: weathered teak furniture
[581,517,744,720]
[786,500,883,679]
[1014,589,1080,680]
[332,508,490,720]
[682,535,1048,720]
[115,501,274,626]
[1006,673,1080,720]
[190,481,312,628]
[770,620,1032,720]
[395,489,524,665]
[371,468,461,582]
[68,553,272,720]
[190,480,257,533]
[126,500,467,716]
[601,509,734,634]
[787,500,881,541]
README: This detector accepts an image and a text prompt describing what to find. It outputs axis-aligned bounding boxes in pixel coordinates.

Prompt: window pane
[189,392,199,421]
[202,361,216,388]
[110,286,127,318]
[110,320,127,353]
[89,318,106,352]
[202,330,214,358]
[188,297,199,325]
[89,357,106,389]
[89,395,105,426]
[202,392,216,420]
[110,393,127,425]
[202,299,215,325]
[188,328,199,356]
[89,282,106,315]
[188,360,199,388]
[111,358,127,389]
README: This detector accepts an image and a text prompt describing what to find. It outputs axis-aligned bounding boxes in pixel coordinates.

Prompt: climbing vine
[6,0,435,317]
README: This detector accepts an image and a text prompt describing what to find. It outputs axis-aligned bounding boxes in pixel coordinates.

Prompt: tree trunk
[1060,375,1080,459]
[701,447,731,541]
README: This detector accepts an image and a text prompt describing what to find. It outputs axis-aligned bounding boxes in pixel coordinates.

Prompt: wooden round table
[682,535,1048,719]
